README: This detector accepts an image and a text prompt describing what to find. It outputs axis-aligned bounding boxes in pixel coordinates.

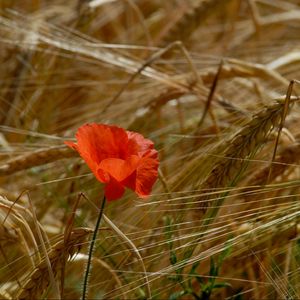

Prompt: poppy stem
[82,196,106,300]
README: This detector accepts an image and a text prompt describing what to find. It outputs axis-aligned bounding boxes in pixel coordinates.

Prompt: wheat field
[1,0,300,299]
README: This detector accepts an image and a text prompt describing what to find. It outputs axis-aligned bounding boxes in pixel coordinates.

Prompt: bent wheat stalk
[16,227,92,300]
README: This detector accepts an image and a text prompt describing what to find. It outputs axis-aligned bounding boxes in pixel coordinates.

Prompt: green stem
[82,196,106,300]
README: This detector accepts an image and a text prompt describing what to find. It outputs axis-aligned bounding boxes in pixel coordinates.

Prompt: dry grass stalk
[0,196,40,295]
[16,227,92,300]
[1,194,54,257]
[266,80,295,184]
[0,206,22,286]
[162,0,234,44]
[0,146,77,176]
[197,60,224,129]
[103,214,151,299]
[61,193,82,297]
[0,196,40,264]
[200,60,287,86]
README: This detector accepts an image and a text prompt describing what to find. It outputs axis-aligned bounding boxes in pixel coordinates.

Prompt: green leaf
[169,290,186,300]
[164,215,176,250]
[209,257,218,278]
[218,239,233,267]
[137,287,146,299]
[195,275,204,284]
[189,261,200,275]
[212,282,232,289]
[183,247,194,261]
[170,251,177,265]
[200,283,209,291]
[168,275,181,282]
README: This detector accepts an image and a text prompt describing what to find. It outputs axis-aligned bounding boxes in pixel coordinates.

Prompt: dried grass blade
[267,80,295,183]
[197,60,224,129]
[60,193,82,298]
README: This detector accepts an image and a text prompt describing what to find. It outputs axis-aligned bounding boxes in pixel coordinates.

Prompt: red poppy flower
[65,123,159,201]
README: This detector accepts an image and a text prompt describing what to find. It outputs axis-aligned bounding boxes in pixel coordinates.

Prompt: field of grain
[1,1,300,299]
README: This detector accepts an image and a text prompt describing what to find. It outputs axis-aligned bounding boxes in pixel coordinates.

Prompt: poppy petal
[105,178,125,201]
[65,123,159,201]
[127,131,154,157]
[121,170,136,191]
[98,156,140,182]
[97,168,110,183]
[143,149,158,159]
[65,139,100,182]
[75,123,129,163]
[135,157,159,198]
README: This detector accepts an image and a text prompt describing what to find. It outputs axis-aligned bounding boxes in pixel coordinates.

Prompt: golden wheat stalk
[0,146,77,176]
[16,227,92,300]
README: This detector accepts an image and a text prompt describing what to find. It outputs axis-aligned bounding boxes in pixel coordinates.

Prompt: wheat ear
[17,227,92,300]
[195,101,287,224]
[0,146,77,176]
